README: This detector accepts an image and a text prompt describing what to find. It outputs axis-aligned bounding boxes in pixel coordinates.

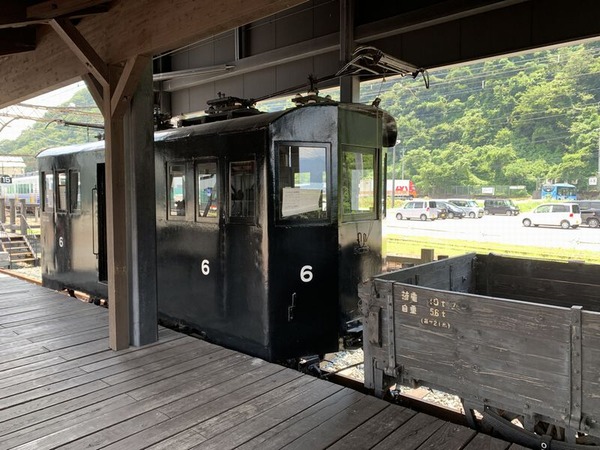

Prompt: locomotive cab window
[277,144,329,222]
[69,170,81,213]
[168,163,186,219]
[229,160,255,220]
[56,171,67,212]
[196,161,219,221]
[43,172,54,212]
[341,147,378,221]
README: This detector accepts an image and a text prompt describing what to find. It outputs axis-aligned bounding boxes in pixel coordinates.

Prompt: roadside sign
[0,175,12,184]
[589,177,598,186]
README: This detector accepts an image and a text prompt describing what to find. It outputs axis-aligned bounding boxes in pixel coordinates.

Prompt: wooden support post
[339,0,359,103]
[50,18,157,350]
[0,198,5,223]
[421,248,435,263]
[125,59,158,346]
[104,68,129,350]
[9,198,16,229]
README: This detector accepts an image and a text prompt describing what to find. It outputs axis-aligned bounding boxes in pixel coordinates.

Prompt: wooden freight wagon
[360,253,600,445]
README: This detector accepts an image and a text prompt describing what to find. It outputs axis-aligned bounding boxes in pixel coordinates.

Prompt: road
[384,214,600,252]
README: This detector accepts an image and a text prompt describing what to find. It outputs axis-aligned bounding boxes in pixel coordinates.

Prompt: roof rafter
[27,0,112,20]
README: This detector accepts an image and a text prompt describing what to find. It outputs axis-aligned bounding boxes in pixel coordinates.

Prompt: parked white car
[521,203,581,229]
[390,199,444,221]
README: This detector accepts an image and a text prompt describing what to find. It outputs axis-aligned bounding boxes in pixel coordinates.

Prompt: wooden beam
[111,55,151,118]
[0,28,36,56]
[0,0,306,107]
[49,18,109,87]
[0,0,110,30]
[27,0,112,20]
[0,2,27,27]
[81,73,104,115]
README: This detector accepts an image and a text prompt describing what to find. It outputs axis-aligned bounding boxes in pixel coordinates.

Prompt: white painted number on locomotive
[300,265,313,283]
[201,259,210,275]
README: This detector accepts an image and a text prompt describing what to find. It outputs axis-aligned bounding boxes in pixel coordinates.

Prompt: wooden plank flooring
[0,273,525,449]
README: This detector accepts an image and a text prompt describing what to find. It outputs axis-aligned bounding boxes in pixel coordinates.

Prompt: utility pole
[391,140,400,207]
[401,146,406,180]
[597,129,600,180]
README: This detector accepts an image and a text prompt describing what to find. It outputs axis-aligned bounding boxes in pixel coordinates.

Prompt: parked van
[521,203,581,229]
[447,199,484,218]
[484,198,520,216]
[391,199,446,221]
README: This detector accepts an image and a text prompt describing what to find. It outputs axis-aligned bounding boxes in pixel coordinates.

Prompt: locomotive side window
[196,161,218,220]
[56,171,67,212]
[341,147,377,221]
[43,172,54,212]
[277,144,329,221]
[168,163,186,218]
[229,160,255,219]
[69,170,81,213]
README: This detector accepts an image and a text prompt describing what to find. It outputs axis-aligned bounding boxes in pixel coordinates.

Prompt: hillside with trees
[365,41,600,197]
[2,41,600,196]
[0,89,101,171]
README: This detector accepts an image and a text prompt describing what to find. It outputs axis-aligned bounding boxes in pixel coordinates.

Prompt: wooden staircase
[0,234,38,267]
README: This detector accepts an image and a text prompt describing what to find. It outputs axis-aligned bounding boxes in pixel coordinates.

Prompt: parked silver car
[447,199,484,218]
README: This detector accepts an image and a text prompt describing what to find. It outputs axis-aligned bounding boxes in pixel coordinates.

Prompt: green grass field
[385,234,600,264]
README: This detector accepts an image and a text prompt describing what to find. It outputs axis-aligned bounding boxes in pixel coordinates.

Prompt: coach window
[168,163,186,218]
[277,144,329,222]
[69,170,81,213]
[196,161,219,221]
[43,172,54,212]
[229,160,255,220]
[341,147,377,221]
[56,171,67,212]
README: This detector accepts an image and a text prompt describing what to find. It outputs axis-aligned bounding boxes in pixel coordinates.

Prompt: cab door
[53,170,71,274]
[269,143,338,359]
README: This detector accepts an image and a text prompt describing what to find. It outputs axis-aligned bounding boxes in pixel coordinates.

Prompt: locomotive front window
[168,164,186,218]
[229,161,255,219]
[277,144,329,221]
[43,172,54,212]
[196,161,218,220]
[56,171,67,212]
[341,148,377,221]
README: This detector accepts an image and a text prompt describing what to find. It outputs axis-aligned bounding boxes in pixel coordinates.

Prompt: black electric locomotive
[37,95,397,361]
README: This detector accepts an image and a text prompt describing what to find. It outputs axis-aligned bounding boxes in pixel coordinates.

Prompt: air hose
[482,408,594,450]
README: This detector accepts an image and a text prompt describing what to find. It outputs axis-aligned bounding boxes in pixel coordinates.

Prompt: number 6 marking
[300,265,313,283]
[201,259,210,275]
[58,236,64,248]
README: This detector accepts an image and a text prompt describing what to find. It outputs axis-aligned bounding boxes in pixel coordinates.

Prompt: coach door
[93,163,108,283]
[271,142,338,358]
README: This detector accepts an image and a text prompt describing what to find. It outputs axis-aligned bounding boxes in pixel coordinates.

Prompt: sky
[0,81,86,141]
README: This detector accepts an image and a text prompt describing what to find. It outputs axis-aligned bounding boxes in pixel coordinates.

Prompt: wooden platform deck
[0,273,527,449]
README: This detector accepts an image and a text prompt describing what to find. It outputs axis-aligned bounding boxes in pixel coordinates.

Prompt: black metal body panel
[37,102,394,362]
[38,142,108,299]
